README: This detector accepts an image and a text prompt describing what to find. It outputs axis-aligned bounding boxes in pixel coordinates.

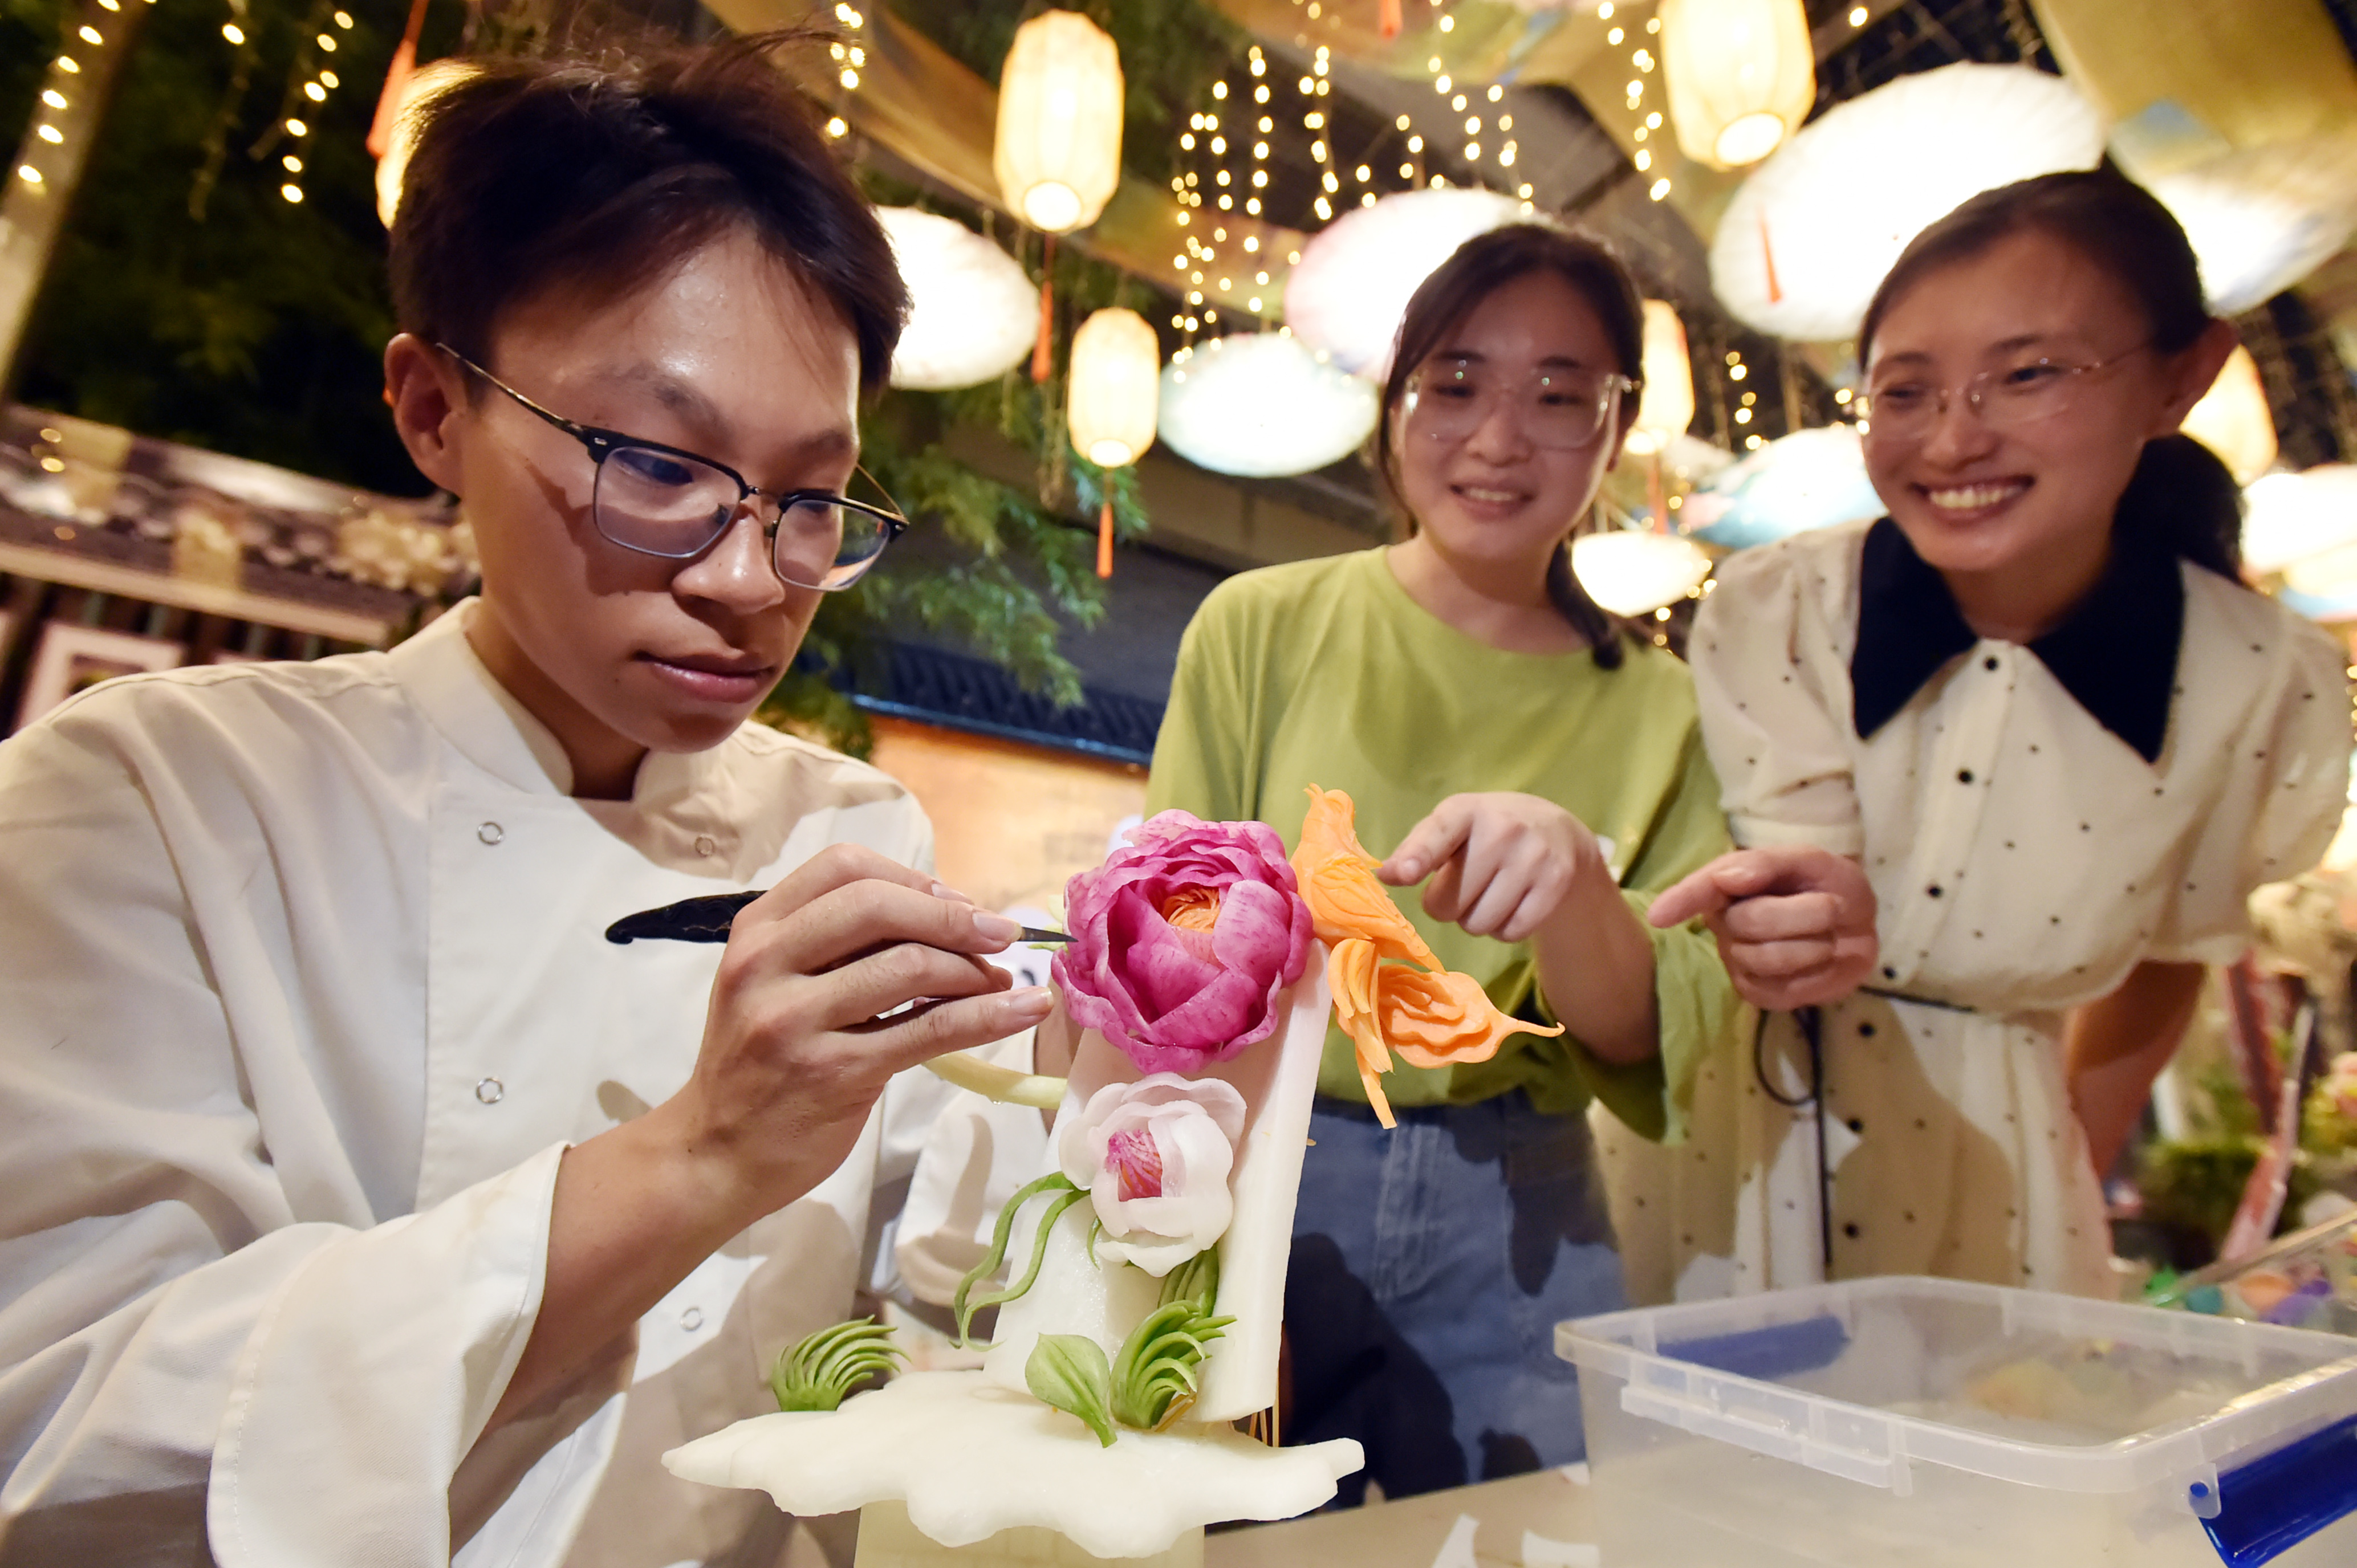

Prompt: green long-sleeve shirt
[1144,547,1738,1142]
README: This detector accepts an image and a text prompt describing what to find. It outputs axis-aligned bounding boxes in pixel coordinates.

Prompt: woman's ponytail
[2118,432,2242,580]
[1546,538,1625,669]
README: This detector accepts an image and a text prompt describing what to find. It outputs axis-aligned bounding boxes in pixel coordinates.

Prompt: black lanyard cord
[1752,1005,1832,1276]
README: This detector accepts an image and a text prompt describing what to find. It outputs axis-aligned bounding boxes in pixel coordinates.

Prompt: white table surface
[1208,1465,1598,1568]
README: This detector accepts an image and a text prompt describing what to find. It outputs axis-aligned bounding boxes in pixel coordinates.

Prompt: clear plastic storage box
[1558,1276,2357,1567]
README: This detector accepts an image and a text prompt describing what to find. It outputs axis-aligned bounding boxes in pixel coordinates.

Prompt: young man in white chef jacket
[0,37,1054,1567]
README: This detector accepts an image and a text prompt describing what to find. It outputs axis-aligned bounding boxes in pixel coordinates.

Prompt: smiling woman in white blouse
[1602,170,2353,1304]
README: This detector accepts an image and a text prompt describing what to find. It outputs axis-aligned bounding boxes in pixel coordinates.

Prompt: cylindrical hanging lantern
[1660,0,1816,170]
[1622,301,1695,457]
[993,11,1125,234]
[2182,344,2278,486]
[1067,308,1161,469]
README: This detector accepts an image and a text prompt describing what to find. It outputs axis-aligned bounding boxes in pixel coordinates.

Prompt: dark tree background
[1,0,470,492]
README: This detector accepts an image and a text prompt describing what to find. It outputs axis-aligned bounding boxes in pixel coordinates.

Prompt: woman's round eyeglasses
[441,347,907,592]
[1404,357,1639,451]
[1855,344,2153,443]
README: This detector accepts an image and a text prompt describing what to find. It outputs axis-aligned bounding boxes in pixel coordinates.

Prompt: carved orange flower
[1297,787,1562,1129]
[1290,787,1439,969]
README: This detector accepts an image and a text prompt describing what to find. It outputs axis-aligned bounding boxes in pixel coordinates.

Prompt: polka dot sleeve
[1690,536,1867,858]
[2149,604,2352,966]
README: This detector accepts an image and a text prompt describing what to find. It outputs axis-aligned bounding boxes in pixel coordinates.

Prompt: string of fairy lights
[823,0,867,140]
[14,0,147,196]
[255,6,358,205]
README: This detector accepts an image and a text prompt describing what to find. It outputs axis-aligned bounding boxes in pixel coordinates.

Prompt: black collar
[1850,518,2184,764]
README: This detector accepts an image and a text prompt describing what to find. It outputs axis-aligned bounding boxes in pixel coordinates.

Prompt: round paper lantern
[873,208,1039,392]
[373,59,479,228]
[1622,301,1695,457]
[1571,530,1713,616]
[1660,0,1815,170]
[1282,187,1527,377]
[2142,137,2357,316]
[1068,308,1160,469]
[993,11,1124,234]
[1710,64,2108,343]
[1679,425,1883,551]
[2242,466,2357,577]
[1159,333,1377,478]
[2279,537,2357,622]
[2180,343,2277,486]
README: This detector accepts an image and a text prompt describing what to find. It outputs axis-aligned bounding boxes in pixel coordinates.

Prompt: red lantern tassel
[1096,498,1115,579]
[1760,211,1782,307]
[366,0,433,159]
[1031,234,1056,384]
[1378,0,1403,39]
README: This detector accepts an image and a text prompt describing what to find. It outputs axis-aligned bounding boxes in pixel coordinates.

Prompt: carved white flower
[1058,1074,1247,1277]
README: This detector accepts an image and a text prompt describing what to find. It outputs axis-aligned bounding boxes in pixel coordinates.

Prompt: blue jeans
[1284,1091,1623,1504]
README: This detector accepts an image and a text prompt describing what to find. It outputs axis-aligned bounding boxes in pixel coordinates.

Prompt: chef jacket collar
[1850,516,2184,764]
[390,601,726,805]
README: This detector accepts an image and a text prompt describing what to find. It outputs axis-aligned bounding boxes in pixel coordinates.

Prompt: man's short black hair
[389,33,908,393]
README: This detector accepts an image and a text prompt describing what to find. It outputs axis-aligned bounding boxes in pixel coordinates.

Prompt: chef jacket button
[695,835,717,857]
[477,822,504,846]
[681,1306,704,1331]
[475,1077,505,1105]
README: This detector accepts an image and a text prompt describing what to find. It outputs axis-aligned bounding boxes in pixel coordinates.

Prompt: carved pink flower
[1052,810,1313,1075]
[1058,1074,1249,1276]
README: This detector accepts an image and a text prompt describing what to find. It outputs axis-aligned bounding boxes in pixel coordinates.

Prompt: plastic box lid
[1557,1276,2357,1504]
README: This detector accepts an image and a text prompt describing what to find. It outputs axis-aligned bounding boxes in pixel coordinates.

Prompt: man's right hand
[1650,845,1878,1012]
[669,843,1054,1228]
[492,845,1051,1427]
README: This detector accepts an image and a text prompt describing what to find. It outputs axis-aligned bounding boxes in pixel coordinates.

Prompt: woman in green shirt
[1146,225,1738,1497]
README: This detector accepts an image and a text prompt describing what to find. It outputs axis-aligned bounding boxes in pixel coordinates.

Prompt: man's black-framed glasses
[440,346,907,592]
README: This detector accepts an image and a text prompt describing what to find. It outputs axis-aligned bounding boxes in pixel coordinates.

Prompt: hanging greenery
[764,185,1156,758]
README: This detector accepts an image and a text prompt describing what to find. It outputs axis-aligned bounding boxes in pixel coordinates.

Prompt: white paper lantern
[2279,535,2357,622]
[1158,333,1377,478]
[1068,308,1160,470]
[1680,424,1883,551]
[1622,301,1696,457]
[2181,343,2277,486]
[1710,64,2109,343]
[993,11,1124,234]
[1282,187,1527,377]
[1571,530,1713,616]
[1660,0,1815,170]
[2140,136,2357,316]
[873,208,1039,392]
[2243,465,2357,577]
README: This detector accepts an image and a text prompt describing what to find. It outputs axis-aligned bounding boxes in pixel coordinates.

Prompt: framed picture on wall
[15,623,185,731]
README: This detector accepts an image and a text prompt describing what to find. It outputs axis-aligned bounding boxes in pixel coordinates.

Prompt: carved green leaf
[952,1172,1088,1346]
[768,1317,905,1412]
[1026,1333,1117,1448]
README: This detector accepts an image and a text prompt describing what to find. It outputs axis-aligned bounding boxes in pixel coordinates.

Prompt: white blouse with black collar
[1598,516,2351,1304]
